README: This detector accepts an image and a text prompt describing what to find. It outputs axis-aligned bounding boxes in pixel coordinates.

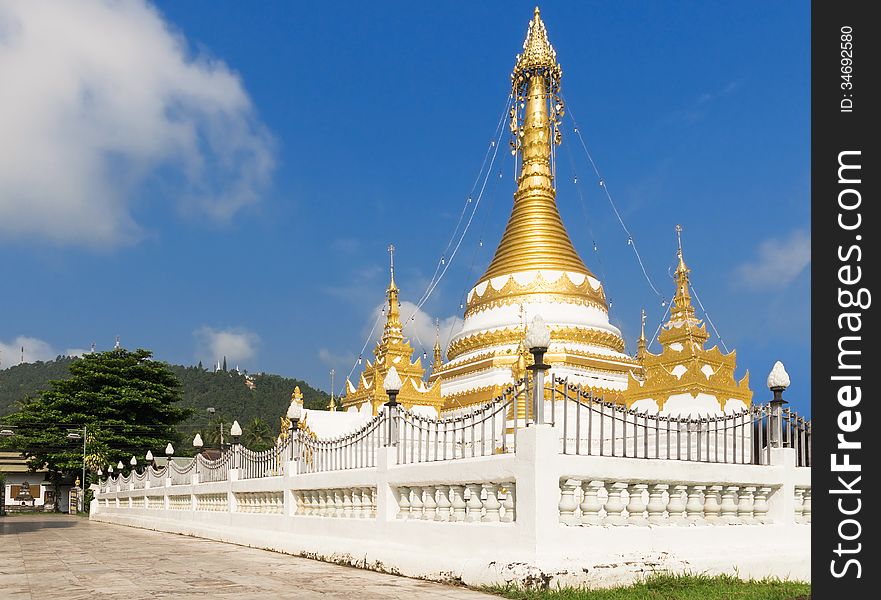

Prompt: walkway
[0,514,497,600]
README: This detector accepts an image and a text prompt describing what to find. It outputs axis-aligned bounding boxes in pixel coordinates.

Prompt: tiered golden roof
[342,252,444,414]
[625,231,752,410]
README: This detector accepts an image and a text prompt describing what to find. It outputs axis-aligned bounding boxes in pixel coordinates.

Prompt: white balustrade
[394,482,516,523]
[291,487,377,518]
[197,493,227,512]
[801,487,811,524]
[235,492,284,514]
[168,495,190,510]
[558,479,781,527]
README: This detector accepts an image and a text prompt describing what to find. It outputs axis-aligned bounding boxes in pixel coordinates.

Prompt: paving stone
[0,515,497,599]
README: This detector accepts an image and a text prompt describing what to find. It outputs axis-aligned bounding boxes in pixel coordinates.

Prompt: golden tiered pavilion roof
[342,251,443,414]
[624,230,752,410]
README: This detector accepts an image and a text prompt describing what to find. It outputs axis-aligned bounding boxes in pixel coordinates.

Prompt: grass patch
[487,573,810,600]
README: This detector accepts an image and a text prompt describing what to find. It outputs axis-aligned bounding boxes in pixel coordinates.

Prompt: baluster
[482,483,501,522]
[667,485,687,524]
[626,483,648,526]
[685,485,705,524]
[603,482,627,526]
[646,484,668,525]
[502,483,516,523]
[737,486,755,524]
[579,480,603,525]
[753,487,771,524]
[340,488,352,518]
[435,485,452,522]
[410,486,425,519]
[423,486,438,520]
[703,486,722,523]
[558,479,578,525]
[720,486,740,524]
[350,487,361,518]
[317,490,328,517]
[396,486,411,520]
[802,488,811,524]
[794,488,805,524]
[465,483,483,522]
[450,485,467,522]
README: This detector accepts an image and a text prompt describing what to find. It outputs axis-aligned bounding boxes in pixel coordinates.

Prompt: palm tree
[242,417,275,451]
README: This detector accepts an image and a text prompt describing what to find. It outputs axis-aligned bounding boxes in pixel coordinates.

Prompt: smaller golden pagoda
[342,247,444,414]
[625,227,752,413]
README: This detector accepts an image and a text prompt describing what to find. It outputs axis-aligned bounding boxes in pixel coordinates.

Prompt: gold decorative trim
[447,325,625,360]
[466,271,607,316]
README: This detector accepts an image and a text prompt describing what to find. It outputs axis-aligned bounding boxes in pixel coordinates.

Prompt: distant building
[1,450,74,512]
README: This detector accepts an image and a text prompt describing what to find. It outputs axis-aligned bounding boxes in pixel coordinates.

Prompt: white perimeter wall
[91,427,810,589]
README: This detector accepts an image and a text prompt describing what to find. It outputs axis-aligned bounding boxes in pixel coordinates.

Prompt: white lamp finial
[525,315,551,350]
[767,361,791,390]
[383,366,403,393]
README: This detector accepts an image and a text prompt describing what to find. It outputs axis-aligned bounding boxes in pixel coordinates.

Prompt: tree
[242,417,275,451]
[2,349,192,510]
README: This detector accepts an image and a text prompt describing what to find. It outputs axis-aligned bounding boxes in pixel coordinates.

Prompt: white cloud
[194,326,259,366]
[0,0,275,247]
[0,336,57,367]
[735,229,811,289]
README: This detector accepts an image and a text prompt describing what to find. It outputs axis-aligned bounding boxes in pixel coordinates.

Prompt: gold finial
[387,244,396,287]
[327,369,336,411]
[669,226,696,323]
[432,318,443,371]
[382,246,404,342]
[292,385,303,403]
[478,8,593,286]
[637,308,647,360]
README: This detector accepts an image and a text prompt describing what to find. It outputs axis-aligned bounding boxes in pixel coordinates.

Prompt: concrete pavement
[0,514,498,599]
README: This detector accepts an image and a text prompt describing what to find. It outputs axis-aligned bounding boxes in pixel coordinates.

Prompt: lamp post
[230,421,242,469]
[193,434,204,478]
[383,366,402,446]
[286,400,302,461]
[766,361,790,448]
[65,426,87,501]
[525,315,551,426]
[145,450,154,471]
[164,443,174,472]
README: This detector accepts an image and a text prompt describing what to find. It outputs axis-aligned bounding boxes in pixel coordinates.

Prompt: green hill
[0,356,333,439]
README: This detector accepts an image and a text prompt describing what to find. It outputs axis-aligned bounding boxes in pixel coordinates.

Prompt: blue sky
[0,1,809,415]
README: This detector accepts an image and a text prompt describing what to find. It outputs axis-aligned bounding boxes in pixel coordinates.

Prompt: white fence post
[768,446,797,523]
[514,424,557,555]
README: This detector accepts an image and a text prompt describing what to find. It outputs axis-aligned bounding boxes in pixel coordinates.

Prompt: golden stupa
[430,8,637,409]
[332,8,750,419]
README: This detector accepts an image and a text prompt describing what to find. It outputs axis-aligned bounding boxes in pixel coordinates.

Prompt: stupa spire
[480,7,593,282]
[382,244,403,342]
[669,224,696,324]
[637,308,647,360]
